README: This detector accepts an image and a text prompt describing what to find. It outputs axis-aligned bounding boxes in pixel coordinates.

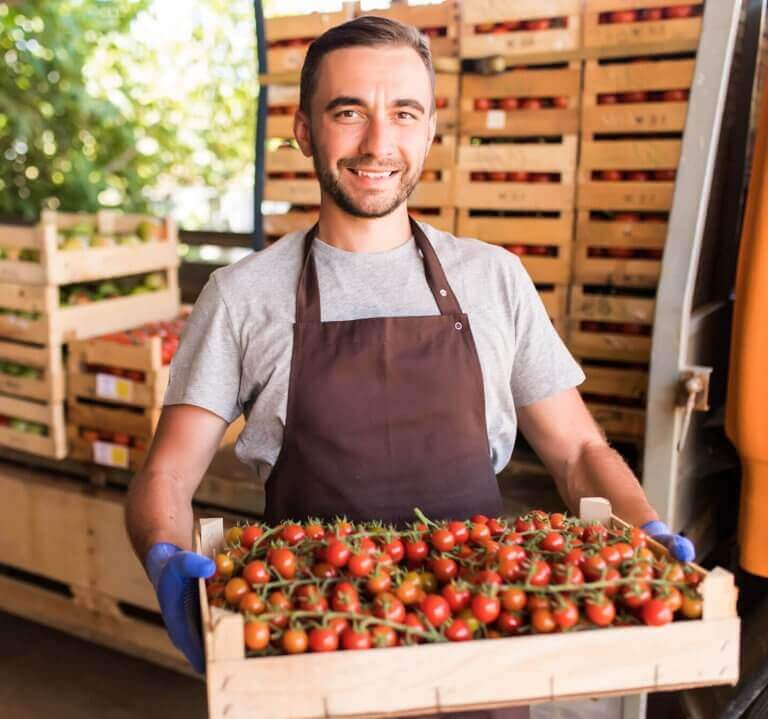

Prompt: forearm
[563,441,659,528]
[125,467,196,564]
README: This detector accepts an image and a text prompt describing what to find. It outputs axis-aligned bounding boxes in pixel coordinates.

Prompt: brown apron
[265,218,527,719]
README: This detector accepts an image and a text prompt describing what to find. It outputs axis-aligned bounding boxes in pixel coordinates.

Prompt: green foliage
[0,0,257,226]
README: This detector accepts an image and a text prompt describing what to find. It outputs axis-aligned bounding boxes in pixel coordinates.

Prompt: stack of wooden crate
[570,0,703,442]
[0,210,179,459]
[457,0,582,336]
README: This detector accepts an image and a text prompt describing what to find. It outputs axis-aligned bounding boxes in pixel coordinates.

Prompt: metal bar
[253,0,267,251]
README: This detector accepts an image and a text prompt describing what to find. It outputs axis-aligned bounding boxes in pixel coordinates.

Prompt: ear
[426,110,437,156]
[294,110,313,157]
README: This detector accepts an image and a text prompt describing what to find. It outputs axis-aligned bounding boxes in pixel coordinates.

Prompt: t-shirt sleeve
[163,273,243,423]
[509,257,585,407]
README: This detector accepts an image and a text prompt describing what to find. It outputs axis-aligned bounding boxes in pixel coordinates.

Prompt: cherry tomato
[268,547,297,579]
[304,522,325,541]
[280,523,305,545]
[608,10,637,23]
[585,597,616,627]
[498,544,526,564]
[442,582,471,612]
[396,578,421,605]
[421,594,452,626]
[445,619,473,641]
[612,542,635,562]
[430,528,455,552]
[214,553,234,578]
[629,527,647,548]
[539,531,565,553]
[621,581,651,609]
[552,563,584,586]
[224,577,249,606]
[328,617,348,636]
[404,539,429,562]
[527,559,552,586]
[331,581,360,613]
[403,612,426,643]
[312,562,337,579]
[347,552,375,577]
[341,627,372,650]
[470,522,491,542]
[382,538,405,562]
[430,557,458,583]
[515,516,535,533]
[367,569,392,595]
[282,628,308,654]
[564,547,585,566]
[308,627,339,652]
[373,592,406,624]
[527,594,550,612]
[244,620,270,650]
[471,593,501,624]
[550,513,566,528]
[448,521,469,544]
[371,624,398,648]
[680,592,703,619]
[532,608,557,633]
[496,611,523,635]
[240,525,264,549]
[487,518,506,536]
[295,586,327,613]
[553,600,579,630]
[665,5,695,19]
[642,598,673,626]
[583,523,609,543]
[243,560,270,585]
[226,526,243,545]
[498,558,521,582]
[662,587,683,613]
[240,592,266,615]
[501,588,526,612]
[325,540,351,568]
[583,553,607,580]
[418,571,438,594]
[600,544,622,567]
[266,590,291,628]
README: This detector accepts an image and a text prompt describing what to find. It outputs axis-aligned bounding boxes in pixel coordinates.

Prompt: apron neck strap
[296,217,461,323]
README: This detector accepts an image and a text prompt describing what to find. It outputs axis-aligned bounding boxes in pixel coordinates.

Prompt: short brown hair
[298,15,435,117]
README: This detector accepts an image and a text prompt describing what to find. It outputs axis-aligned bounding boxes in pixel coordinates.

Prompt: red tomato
[448,521,469,544]
[583,523,609,543]
[396,578,421,605]
[552,600,579,630]
[347,552,375,577]
[487,518,506,536]
[552,96,569,108]
[312,562,337,579]
[622,581,652,609]
[626,170,650,182]
[308,627,339,652]
[600,544,623,567]
[427,529,453,553]
[498,544,526,563]
[654,169,677,181]
[420,594,452,626]
[470,522,491,542]
[583,553,608,580]
[474,98,492,111]
[471,513,489,524]
[325,540,351,568]
[662,89,689,102]
[445,619,473,642]
[665,5,695,19]
[404,539,429,562]
[641,8,664,20]
[642,598,673,625]
[371,624,398,648]
[331,582,360,613]
[471,593,501,624]
[521,97,543,111]
[382,538,405,562]
[598,93,619,105]
[598,169,624,182]
[240,525,263,549]
[489,171,508,182]
[304,522,325,541]
[442,582,471,612]
[280,523,305,545]
[524,18,551,31]
[373,592,406,624]
[585,597,616,626]
[539,531,565,553]
[239,592,265,615]
[532,608,557,633]
[430,557,458,583]
[366,569,392,595]
[242,560,270,585]
[621,91,648,104]
[613,541,635,561]
[474,569,503,586]
[507,171,530,183]
[244,620,270,650]
[268,547,297,579]
[608,10,637,23]
[552,563,584,585]
[341,627,372,650]
[498,557,521,582]
[500,97,519,110]
[496,611,523,635]
[527,559,552,586]
[403,612,426,642]
[282,628,308,654]
[224,578,249,606]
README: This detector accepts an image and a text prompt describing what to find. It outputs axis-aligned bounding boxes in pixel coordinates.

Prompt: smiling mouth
[347,168,399,179]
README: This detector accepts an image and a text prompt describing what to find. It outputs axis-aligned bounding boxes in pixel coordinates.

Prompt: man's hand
[145,543,216,673]
[641,520,696,562]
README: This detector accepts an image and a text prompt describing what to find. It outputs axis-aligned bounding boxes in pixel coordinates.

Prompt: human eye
[396,110,417,121]
[335,109,362,120]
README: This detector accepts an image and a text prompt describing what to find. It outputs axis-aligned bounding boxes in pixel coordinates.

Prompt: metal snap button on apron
[439,289,448,297]
[455,321,463,330]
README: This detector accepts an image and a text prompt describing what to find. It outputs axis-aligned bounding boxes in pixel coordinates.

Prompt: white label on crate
[96,373,134,402]
[486,110,506,130]
[93,441,130,469]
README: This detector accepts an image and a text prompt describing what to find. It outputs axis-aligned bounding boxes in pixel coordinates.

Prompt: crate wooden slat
[0,279,180,345]
[265,7,355,74]
[583,1,704,55]
[570,285,655,324]
[586,402,646,437]
[424,134,457,170]
[568,320,651,362]
[410,208,456,234]
[0,339,64,402]
[578,139,681,210]
[538,284,568,319]
[579,362,648,401]
[67,428,148,472]
[582,57,694,135]
[0,393,66,458]
[0,210,179,285]
[357,1,460,61]
[460,0,581,61]
[196,497,738,719]
[458,212,573,284]
[410,169,455,207]
[435,72,460,133]
[68,398,161,439]
[461,64,581,137]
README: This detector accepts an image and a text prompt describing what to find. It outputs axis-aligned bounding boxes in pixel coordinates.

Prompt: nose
[358,113,396,161]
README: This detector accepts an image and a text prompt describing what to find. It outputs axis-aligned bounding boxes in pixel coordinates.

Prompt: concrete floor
[0,610,207,719]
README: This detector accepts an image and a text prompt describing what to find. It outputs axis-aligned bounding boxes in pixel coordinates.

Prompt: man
[125,15,694,715]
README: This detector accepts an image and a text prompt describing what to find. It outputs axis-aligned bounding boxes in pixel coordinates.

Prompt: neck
[316,198,412,253]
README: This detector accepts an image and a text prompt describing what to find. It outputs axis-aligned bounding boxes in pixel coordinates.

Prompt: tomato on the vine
[585,597,616,626]
[404,538,429,562]
[531,608,557,633]
[308,627,339,652]
[442,582,471,612]
[471,592,501,624]
[243,560,270,585]
[448,520,469,544]
[282,628,308,654]
[224,577,249,606]
[430,557,458,583]
[552,599,579,630]
[240,592,266,615]
[325,540,351,568]
[280,523,305,545]
[527,559,552,586]
[373,592,406,623]
[371,624,398,647]
[382,538,405,562]
[341,627,372,650]
[430,528,456,552]
[347,552,375,577]
[470,522,491,542]
[642,598,673,626]
[421,594,452,626]
[396,578,421,605]
[539,531,565,553]
[496,611,523,634]
[240,525,263,549]
[500,587,526,612]
[268,547,298,579]
[445,619,472,641]
[367,568,392,595]
[244,620,270,650]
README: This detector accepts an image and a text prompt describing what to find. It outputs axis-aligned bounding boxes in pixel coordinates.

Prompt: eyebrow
[324,96,426,114]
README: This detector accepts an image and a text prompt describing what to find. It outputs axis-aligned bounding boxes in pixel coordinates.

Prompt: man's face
[295,45,436,219]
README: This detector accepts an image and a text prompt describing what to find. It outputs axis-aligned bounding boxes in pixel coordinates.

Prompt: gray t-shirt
[164,221,584,483]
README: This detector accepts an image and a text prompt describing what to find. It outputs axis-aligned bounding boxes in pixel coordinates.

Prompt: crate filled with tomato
[197,497,738,719]
[66,313,187,471]
[459,0,581,63]
[583,2,704,55]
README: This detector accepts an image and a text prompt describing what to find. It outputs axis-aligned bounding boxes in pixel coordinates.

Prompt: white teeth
[353,169,394,178]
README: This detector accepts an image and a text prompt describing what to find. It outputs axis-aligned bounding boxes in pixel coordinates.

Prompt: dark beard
[310,138,420,219]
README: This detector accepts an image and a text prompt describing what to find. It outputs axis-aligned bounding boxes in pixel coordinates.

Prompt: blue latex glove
[641,520,696,562]
[145,542,216,673]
